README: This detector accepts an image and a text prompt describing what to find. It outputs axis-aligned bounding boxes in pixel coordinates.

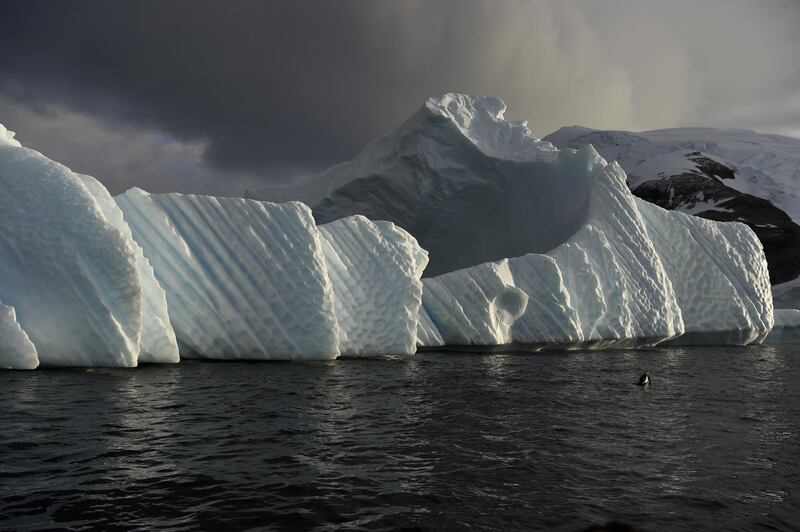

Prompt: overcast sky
[1,0,798,195]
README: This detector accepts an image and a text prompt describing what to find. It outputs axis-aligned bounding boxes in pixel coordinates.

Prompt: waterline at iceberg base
[0,94,790,369]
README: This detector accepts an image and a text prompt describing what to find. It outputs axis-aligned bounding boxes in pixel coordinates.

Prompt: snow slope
[319,216,427,355]
[116,189,341,360]
[0,141,144,366]
[544,126,800,220]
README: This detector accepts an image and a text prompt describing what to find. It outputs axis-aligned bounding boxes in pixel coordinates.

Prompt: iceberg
[764,309,800,344]
[319,216,427,355]
[114,191,428,359]
[773,277,800,310]
[115,189,341,360]
[0,140,145,366]
[0,89,779,367]
[0,301,38,370]
[254,94,772,348]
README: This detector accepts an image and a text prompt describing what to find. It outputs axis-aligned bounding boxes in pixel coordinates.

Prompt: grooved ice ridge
[77,175,180,363]
[116,189,341,360]
[319,216,427,355]
[0,143,143,367]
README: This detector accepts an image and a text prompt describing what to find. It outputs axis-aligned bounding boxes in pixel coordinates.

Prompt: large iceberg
[0,90,779,367]
[254,93,773,348]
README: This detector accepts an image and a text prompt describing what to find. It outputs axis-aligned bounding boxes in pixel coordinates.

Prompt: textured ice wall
[542,160,684,345]
[418,159,685,349]
[637,199,773,345]
[421,259,528,346]
[116,189,340,360]
[418,162,774,349]
[0,143,143,366]
[419,158,773,349]
[77,175,179,363]
[417,305,445,347]
[319,216,427,355]
[763,309,800,345]
[0,301,38,369]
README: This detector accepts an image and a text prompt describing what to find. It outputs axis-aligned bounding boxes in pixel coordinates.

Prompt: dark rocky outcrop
[631,158,800,284]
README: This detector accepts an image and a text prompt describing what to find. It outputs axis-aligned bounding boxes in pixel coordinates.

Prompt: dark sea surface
[1,346,798,531]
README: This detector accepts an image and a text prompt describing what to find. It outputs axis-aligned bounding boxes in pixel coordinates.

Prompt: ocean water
[1,345,798,531]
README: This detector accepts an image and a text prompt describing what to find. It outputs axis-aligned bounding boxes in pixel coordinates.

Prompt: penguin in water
[636,371,650,386]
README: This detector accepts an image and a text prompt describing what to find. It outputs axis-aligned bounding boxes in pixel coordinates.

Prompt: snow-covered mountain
[544,126,800,289]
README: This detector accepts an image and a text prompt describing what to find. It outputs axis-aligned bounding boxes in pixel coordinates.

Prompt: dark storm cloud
[0,1,390,170]
[0,0,798,194]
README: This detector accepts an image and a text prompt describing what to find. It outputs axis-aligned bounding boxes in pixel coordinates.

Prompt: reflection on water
[1,346,798,531]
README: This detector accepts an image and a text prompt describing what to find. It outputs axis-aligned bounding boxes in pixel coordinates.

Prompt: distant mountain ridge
[544,126,800,289]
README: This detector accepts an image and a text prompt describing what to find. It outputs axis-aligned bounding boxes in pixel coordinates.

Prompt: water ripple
[1,346,799,531]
